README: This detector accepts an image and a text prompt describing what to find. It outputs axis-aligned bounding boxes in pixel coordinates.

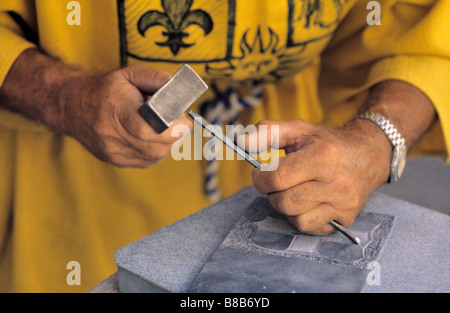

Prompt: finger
[267,181,324,216]
[122,64,172,95]
[121,109,193,143]
[236,120,313,153]
[131,141,174,161]
[97,133,173,167]
[99,145,160,168]
[110,154,156,168]
[287,203,339,235]
[252,149,322,194]
[127,117,193,162]
[159,114,194,143]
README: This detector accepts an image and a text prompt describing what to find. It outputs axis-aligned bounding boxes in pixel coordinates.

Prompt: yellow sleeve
[319,0,450,161]
[0,1,37,86]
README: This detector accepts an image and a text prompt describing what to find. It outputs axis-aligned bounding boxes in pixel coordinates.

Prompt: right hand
[60,64,193,168]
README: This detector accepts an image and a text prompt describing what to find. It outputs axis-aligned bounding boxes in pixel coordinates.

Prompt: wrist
[53,70,97,136]
[355,112,408,183]
[340,118,392,188]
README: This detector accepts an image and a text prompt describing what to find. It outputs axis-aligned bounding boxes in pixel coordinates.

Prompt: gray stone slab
[363,193,450,293]
[115,187,260,293]
[187,198,395,293]
[88,273,119,293]
[187,247,367,293]
[114,187,450,293]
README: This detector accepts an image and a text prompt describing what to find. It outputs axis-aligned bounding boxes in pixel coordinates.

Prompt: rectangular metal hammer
[138,64,208,133]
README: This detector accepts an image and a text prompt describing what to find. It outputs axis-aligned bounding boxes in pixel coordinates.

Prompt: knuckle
[104,150,151,168]
[253,164,291,193]
[348,196,361,212]
[135,125,153,141]
[340,191,363,213]
[293,216,314,233]
[319,140,339,160]
[99,78,119,96]
[256,120,272,128]
[334,197,364,228]
[251,170,266,194]
[270,194,296,216]
[92,123,108,139]
[344,198,364,223]
[100,144,126,165]
[271,167,287,191]
[104,152,127,167]
[98,141,136,168]
[108,68,126,81]
[126,64,144,72]
[149,145,170,161]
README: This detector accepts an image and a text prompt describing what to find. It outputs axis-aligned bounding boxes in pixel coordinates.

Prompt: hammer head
[138,64,208,134]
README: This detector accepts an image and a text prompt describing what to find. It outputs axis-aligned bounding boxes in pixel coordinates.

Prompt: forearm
[358,80,437,150]
[0,48,190,168]
[343,80,437,185]
[0,48,91,134]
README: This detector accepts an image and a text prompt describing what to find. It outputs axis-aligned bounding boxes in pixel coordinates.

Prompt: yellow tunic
[0,0,448,292]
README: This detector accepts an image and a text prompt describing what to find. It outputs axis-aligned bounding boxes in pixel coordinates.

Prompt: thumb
[121,64,172,95]
[235,120,312,153]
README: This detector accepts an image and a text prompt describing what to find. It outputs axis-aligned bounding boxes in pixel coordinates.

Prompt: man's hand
[240,80,436,235]
[241,119,392,235]
[0,49,192,168]
[60,65,193,167]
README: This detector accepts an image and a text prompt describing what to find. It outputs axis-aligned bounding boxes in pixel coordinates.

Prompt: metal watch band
[356,112,405,147]
[356,112,407,183]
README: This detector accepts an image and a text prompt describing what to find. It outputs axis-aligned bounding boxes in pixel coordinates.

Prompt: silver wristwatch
[356,112,407,183]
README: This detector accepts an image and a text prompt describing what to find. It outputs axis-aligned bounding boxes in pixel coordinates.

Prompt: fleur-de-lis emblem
[138,0,213,56]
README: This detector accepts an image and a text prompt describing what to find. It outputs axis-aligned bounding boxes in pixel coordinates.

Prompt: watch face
[397,147,407,178]
[392,144,407,181]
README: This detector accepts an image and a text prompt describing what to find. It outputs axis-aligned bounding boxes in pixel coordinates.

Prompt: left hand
[240,119,392,235]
